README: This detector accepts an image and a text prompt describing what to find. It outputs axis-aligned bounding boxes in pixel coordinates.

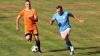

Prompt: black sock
[66,39,72,50]
[36,41,41,51]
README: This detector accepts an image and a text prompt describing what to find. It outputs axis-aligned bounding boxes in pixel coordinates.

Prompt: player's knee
[62,36,68,41]
[61,35,66,40]
[25,35,30,41]
[65,34,69,40]
[25,33,32,41]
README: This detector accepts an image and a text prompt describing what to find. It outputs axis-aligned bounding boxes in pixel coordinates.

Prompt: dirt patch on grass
[69,3,100,7]
[70,2,100,15]
[72,2,99,7]
[79,11,100,15]
[88,47,100,54]
[67,2,100,9]
[0,3,22,9]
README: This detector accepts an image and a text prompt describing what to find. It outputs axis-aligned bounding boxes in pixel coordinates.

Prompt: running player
[50,5,84,55]
[16,0,41,52]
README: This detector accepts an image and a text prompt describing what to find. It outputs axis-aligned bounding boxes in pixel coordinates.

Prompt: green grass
[0,0,100,56]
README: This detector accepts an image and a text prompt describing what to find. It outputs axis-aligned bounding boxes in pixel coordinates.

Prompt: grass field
[0,0,100,56]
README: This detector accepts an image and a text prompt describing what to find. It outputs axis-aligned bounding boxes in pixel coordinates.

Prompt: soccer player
[50,5,84,55]
[16,0,41,52]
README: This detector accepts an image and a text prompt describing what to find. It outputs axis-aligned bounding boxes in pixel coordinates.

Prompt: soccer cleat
[38,49,42,53]
[70,46,74,55]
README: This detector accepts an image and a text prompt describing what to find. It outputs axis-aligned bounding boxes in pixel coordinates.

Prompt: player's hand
[29,16,36,22]
[29,16,33,20]
[16,27,20,31]
[49,19,54,25]
[79,19,84,23]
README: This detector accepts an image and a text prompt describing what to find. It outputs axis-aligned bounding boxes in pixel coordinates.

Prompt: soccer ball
[31,46,38,52]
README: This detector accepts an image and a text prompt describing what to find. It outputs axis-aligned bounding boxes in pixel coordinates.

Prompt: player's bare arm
[16,15,21,31]
[34,11,38,22]
[50,19,55,25]
[29,10,38,22]
[69,13,84,23]
[33,14,38,22]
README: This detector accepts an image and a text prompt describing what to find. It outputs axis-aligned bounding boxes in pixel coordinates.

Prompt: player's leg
[61,31,72,49]
[33,34,41,52]
[65,34,72,49]
[32,26,41,52]
[25,28,33,42]
[65,33,74,55]
[60,28,74,55]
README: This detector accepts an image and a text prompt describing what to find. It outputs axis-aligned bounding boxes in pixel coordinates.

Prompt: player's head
[25,0,31,9]
[56,5,63,15]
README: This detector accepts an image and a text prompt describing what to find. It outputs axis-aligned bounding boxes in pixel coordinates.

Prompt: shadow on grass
[49,48,67,52]
[48,46,100,55]
[0,16,9,19]
[87,51,100,55]
[76,46,100,55]
[75,46,100,50]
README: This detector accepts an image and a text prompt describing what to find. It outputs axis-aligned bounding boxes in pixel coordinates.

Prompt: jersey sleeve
[68,12,73,17]
[52,14,56,20]
[19,10,24,16]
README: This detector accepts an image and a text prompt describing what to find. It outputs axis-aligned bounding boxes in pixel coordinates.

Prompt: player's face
[56,8,63,15]
[56,8,61,13]
[25,2,31,8]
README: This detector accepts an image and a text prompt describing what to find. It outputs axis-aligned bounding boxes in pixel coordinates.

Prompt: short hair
[25,0,30,2]
[56,5,62,9]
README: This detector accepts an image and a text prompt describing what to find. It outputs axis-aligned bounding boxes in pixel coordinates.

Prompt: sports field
[0,0,100,56]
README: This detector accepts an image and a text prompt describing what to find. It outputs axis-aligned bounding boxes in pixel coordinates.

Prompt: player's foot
[70,46,74,55]
[38,49,42,53]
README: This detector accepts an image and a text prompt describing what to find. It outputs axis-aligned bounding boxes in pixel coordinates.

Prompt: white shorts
[60,28,71,38]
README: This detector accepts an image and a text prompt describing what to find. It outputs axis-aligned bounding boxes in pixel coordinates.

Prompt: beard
[58,11,64,16]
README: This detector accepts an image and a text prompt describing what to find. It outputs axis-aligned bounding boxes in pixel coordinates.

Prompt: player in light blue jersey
[50,5,84,55]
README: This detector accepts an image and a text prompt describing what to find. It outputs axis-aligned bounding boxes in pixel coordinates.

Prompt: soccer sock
[66,39,72,50]
[36,41,41,51]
